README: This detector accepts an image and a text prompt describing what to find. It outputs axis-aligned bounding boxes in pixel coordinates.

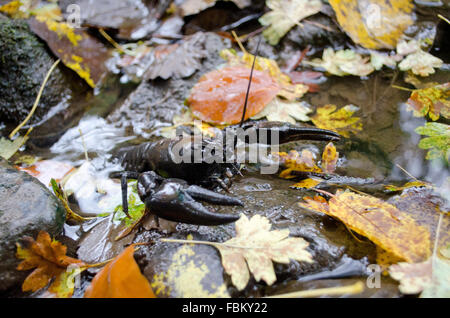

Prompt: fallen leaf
[311,104,363,137]
[300,190,431,263]
[0,134,29,160]
[370,52,398,70]
[306,48,374,77]
[398,50,443,77]
[16,160,75,189]
[251,97,311,124]
[259,0,322,45]
[187,66,279,124]
[290,178,322,189]
[180,0,251,16]
[384,181,432,192]
[288,71,322,92]
[329,0,414,49]
[16,231,85,297]
[406,83,450,121]
[220,48,308,101]
[415,122,450,162]
[321,142,339,174]
[397,39,420,56]
[28,16,110,87]
[113,185,146,227]
[161,214,313,291]
[51,179,92,222]
[275,149,322,180]
[84,245,155,298]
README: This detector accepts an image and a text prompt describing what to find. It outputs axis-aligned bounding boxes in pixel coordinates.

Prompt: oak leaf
[300,191,431,263]
[311,104,362,138]
[84,245,155,298]
[329,0,414,49]
[16,231,85,297]
[259,0,322,45]
[415,122,450,162]
[406,83,450,121]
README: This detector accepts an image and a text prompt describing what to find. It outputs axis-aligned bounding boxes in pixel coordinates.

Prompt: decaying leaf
[259,0,322,45]
[220,49,308,101]
[187,66,279,124]
[321,142,339,174]
[329,0,414,49]
[306,48,374,77]
[384,181,432,192]
[290,178,322,189]
[28,16,110,87]
[398,50,443,77]
[0,134,29,160]
[389,256,450,297]
[251,97,311,124]
[113,185,146,227]
[415,122,450,162]
[16,231,86,297]
[406,83,450,121]
[300,190,431,263]
[370,52,399,70]
[51,178,92,222]
[161,214,313,291]
[84,245,155,298]
[311,104,363,137]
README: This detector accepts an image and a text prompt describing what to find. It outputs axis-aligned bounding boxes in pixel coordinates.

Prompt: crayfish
[112,39,340,226]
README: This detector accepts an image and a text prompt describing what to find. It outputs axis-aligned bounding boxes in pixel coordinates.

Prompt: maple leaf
[84,245,155,298]
[300,190,431,263]
[251,97,311,124]
[161,214,313,291]
[415,122,450,162]
[398,49,443,77]
[16,231,85,297]
[259,0,322,45]
[306,48,374,77]
[311,104,362,137]
[329,0,414,50]
[406,83,450,121]
[220,49,308,101]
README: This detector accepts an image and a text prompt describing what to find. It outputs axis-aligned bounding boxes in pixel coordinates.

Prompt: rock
[107,32,231,139]
[0,19,88,128]
[0,158,66,291]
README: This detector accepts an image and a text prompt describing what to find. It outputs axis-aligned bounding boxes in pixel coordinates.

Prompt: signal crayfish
[111,39,341,226]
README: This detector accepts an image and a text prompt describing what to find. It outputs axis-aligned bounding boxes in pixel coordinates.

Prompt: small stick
[266,281,364,298]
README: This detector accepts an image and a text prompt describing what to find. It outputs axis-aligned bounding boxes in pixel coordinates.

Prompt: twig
[9,59,60,139]
[437,14,450,25]
[266,281,364,298]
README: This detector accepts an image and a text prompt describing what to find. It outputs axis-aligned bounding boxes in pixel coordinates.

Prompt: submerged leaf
[384,181,432,192]
[311,104,362,137]
[306,48,374,77]
[415,122,450,162]
[300,190,431,263]
[321,142,339,174]
[187,66,279,124]
[398,50,443,77]
[259,0,322,45]
[16,231,85,297]
[329,0,414,49]
[84,245,155,298]
[406,83,450,121]
[251,97,311,124]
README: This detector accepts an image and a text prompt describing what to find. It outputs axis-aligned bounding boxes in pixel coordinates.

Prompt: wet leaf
[389,256,450,297]
[28,16,110,87]
[321,142,339,174]
[384,181,432,192]
[251,97,311,124]
[329,0,414,49]
[290,178,322,189]
[187,66,279,124]
[415,122,450,162]
[180,0,251,16]
[84,245,155,298]
[398,50,443,77]
[145,33,207,80]
[300,191,431,263]
[113,186,146,227]
[51,179,92,222]
[306,48,374,77]
[259,0,322,45]
[275,149,322,180]
[406,83,450,121]
[0,134,29,160]
[370,52,398,70]
[311,104,363,138]
[16,231,85,297]
[220,49,308,101]
[162,214,313,291]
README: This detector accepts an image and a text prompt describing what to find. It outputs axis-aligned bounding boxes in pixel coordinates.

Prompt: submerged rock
[0,158,66,291]
[0,19,88,129]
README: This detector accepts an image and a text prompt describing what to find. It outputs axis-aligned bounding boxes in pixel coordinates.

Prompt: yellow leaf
[251,97,311,124]
[300,190,431,263]
[406,83,450,120]
[321,142,338,174]
[311,104,362,138]
[291,178,322,189]
[384,181,432,192]
[329,0,414,49]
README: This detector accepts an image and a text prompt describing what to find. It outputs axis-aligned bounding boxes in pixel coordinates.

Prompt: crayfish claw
[186,185,243,206]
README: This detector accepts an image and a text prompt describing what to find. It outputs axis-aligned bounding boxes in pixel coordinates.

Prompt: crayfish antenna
[239,36,263,127]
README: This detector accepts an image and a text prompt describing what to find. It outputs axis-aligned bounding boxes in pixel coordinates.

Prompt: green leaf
[0,135,28,160]
[415,122,450,162]
[113,182,146,227]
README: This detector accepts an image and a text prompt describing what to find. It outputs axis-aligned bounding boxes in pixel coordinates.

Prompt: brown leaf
[84,245,155,298]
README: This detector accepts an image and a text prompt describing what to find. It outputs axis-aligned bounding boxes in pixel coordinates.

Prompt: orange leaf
[16,231,85,296]
[84,245,155,298]
[187,66,279,124]
[321,142,338,174]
